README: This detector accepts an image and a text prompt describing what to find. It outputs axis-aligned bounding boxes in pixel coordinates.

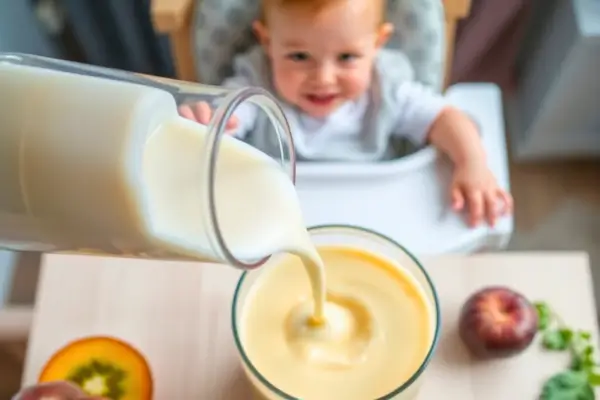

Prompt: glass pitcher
[0,53,296,270]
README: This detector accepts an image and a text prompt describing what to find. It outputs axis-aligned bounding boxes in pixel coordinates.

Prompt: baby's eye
[286,52,310,62]
[338,53,360,63]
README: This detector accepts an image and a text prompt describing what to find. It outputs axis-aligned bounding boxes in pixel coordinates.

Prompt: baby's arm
[392,82,484,168]
[392,82,512,226]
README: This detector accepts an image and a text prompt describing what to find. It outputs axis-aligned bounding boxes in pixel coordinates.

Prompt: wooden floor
[511,159,600,232]
[0,342,26,399]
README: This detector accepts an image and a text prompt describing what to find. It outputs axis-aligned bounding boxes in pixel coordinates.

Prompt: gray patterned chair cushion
[193,0,445,92]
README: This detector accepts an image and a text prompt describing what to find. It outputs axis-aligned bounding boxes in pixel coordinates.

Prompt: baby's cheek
[274,69,303,102]
[343,71,371,98]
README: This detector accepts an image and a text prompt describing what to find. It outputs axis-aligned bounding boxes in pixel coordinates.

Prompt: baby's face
[257,0,391,118]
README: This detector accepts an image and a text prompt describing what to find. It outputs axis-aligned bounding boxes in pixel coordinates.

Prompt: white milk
[0,65,294,258]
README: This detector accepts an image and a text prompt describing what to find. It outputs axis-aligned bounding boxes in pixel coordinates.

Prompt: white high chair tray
[296,83,512,255]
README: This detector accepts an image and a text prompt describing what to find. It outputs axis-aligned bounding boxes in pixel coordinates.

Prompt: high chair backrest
[192,0,445,91]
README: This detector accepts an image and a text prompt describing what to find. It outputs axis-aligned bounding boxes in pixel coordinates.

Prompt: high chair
[0,0,513,341]
[150,0,513,255]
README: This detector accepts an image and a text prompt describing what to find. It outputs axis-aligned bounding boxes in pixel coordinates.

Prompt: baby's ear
[376,22,394,48]
[252,21,271,53]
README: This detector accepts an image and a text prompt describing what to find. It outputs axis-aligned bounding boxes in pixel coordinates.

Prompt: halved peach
[39,336,152,400]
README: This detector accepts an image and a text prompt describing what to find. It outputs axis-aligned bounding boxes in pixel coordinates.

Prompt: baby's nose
[313,64,336,85]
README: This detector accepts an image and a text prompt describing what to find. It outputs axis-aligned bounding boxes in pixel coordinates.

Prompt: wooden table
[22,252,598,399]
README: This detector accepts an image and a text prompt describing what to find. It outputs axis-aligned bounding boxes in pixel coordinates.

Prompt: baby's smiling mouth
[305,93,339,106]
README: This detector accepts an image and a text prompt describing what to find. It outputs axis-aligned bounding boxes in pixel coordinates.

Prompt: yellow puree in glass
[241,246,434,399]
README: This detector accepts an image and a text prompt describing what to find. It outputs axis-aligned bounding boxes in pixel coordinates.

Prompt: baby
[179,0,513,227]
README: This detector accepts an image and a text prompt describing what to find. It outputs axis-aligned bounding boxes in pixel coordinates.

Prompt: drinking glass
[231,225,441,399]
[0,53,295,269]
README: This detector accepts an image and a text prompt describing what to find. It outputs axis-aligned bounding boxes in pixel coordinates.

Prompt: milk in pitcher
[0,58,309,265]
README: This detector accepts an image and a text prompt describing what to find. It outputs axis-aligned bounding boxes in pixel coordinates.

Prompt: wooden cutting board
[21,252,598,399]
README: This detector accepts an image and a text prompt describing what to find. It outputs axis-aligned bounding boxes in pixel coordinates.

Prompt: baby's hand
[450,161,513,227]
[178,101,239,131]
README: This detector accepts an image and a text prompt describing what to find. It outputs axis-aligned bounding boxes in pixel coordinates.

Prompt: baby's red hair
[259,0,386,24]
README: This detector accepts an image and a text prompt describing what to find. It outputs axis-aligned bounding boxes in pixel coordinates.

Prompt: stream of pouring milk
[142,117,327,321]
